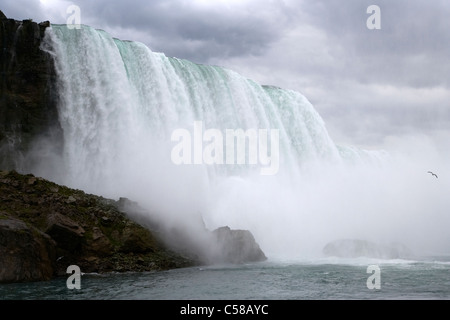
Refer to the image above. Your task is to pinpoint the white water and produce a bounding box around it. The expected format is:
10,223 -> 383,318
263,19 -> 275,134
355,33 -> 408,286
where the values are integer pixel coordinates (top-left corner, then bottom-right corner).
36,24 -> 450,260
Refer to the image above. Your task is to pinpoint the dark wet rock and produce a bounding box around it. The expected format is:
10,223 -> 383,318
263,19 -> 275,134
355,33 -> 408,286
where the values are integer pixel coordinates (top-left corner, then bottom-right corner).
0,11 -> 62,172
45,213 -> 85,252
0,170 -> 195,282
0,170 -> 267,284
0,216 -> 56,283
90,227 -> 113,256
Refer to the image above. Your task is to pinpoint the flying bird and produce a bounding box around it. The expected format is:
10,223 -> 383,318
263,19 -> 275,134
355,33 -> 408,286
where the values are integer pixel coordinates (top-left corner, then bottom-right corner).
428,171 -> 438,178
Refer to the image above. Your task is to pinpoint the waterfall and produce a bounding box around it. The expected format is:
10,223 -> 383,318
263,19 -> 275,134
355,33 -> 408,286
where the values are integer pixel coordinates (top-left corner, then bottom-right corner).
39,24 -> 415,258
41,24 -> 380,187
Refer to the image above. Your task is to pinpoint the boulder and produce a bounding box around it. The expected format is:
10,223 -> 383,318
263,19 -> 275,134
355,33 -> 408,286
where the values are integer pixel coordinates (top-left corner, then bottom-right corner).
0,216 -> 56,283
0,169 -> 268,282
119,225 -> 157,254
45,213 -> 85,252
89,227 -> 113,256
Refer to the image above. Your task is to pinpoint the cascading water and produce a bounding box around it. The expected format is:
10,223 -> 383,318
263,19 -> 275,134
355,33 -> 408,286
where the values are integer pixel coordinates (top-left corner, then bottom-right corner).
36,24 -> 449,259
42,24 -> 352,185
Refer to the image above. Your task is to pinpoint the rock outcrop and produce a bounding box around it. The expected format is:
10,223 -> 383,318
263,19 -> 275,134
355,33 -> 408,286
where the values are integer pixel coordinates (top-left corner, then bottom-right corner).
0,170 -> 267,283
0,216 -> 56,283
211,226 -> 267,264
0,170 -> 195,283
0,11 -> 61,171
117,197 -> 267,265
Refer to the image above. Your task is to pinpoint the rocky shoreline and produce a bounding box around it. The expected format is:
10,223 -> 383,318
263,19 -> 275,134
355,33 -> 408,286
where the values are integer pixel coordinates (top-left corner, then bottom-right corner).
0,170 -> 266,283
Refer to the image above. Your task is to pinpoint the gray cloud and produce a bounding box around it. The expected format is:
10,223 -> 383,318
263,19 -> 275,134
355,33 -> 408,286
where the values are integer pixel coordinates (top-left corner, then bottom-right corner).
301,0 -> 450,88
61,0 -> 294,63
2,0 -> 44,21
3,0 -> 291,62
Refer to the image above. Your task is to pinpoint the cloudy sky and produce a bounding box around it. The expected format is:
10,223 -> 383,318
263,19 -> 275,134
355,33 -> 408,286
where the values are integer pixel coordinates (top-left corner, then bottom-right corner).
2,0 -> 450,152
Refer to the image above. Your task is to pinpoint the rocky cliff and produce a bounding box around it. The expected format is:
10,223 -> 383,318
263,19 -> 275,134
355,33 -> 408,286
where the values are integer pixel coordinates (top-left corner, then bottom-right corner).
0,170 -> 196,283
0,10 -> 61,171
0,11 -> 267,283
0,171 -> 267,283
0,170 -> 267,283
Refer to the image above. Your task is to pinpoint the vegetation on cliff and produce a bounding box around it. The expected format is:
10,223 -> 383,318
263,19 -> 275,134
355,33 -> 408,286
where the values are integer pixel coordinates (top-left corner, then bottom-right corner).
0,170 -> 197,283
0,170 -> 267,283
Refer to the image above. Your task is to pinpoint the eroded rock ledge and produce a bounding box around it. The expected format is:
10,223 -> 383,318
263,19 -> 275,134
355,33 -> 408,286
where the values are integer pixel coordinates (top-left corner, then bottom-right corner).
0,170 -> 266,283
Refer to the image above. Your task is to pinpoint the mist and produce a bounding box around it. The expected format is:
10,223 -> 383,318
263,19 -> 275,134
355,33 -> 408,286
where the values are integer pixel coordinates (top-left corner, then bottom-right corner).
28,23 -> 450,265
196,140 -> 450,260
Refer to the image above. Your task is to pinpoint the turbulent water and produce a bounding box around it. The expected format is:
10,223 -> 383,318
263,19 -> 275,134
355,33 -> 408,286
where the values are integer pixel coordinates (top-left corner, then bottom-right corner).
10,23 -> 448,299
1,257 -> 449,300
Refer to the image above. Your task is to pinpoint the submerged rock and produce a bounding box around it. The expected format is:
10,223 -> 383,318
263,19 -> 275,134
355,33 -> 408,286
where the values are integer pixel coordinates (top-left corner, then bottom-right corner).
322,238 -> 414,259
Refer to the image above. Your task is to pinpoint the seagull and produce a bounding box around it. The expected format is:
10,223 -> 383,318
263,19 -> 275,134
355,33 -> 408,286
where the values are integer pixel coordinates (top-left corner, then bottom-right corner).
428,171 -> 438,178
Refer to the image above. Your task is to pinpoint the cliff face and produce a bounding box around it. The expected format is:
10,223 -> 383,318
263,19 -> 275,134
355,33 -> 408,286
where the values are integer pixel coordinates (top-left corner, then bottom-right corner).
0,170 -> 197,283
0,10 -> 61,171
0,170 -> 267,283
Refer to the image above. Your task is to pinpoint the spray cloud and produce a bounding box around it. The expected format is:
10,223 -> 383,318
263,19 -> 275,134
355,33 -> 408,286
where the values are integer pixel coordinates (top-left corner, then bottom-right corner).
30,24 -> 450,262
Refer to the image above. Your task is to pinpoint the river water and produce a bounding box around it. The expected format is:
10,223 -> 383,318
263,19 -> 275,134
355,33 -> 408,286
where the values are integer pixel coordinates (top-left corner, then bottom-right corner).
1,255 -> 449,300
